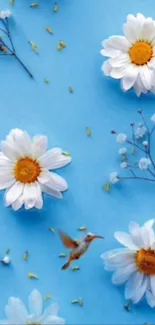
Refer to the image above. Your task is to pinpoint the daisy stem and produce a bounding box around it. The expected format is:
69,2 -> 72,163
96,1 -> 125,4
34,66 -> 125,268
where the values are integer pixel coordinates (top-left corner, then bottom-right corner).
148,168 -> 155,178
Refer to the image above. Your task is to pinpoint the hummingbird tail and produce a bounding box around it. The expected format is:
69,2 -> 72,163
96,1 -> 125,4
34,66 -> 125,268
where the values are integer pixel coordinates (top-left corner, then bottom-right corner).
61,261 -> 70,270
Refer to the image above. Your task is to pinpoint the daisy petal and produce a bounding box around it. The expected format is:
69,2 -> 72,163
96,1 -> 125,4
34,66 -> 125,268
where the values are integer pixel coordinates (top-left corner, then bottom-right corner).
12,195 -> 24,211
146,290 -> 155,308
101,60 -> 112,76
5,182 -> 24,205
129,221 -> 140,236
111,65 -> 129,79
38,148 -> 62,169
41,183 -> 63,199
23,183 -> 38,209
34,183 -> 43,209
49,173 -> 68,191
0,177 -> 15,190
110,53 -> 129,68
150,275 -> 155,296
1,141 -> 20,161
114,231 -> 139,250
125,271 -> 144,299
32,135 -> 48,158
122,65 -> 138,90
104,36 -> 130,52
132,276 -> 148,303
140,65 -> 153,90
142,18 -> 155,40
28,289 -> 43,317
103,250 -> 135,267
100,48 -> 121,58
112,263 -> 137,285
6,297 -> 28,324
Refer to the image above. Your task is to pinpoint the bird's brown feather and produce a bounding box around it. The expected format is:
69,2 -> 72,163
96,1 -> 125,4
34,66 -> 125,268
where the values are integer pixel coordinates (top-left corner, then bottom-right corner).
58,230 -> 79,249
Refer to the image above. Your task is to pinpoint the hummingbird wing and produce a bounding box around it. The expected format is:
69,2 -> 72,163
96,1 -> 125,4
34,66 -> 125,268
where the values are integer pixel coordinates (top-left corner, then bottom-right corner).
59,230 -> 79,249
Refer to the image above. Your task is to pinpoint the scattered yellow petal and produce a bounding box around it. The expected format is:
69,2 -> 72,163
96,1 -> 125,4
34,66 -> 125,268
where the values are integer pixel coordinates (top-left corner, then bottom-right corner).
62,152 -> 71,157
54,2 -> 58,12
59,253 -> 67,258
48,227 -> 55,234
44,78 -> 50,84
104,183 -> 111,192
10,0 -> 15,5
78,226 -> 87,231
71,300 -> 79,305
45,294 -> 52,301
28,272 -> 38,279
28,41 -> 38,53
30,3 -> 39,7
86,127 -> 91,137
46,27 -> 54,35
79,298 -> 83,307
57,41 -> 67,51
5,248 -> 10,254
24,251 -> 29,261
72,266 -> 80,271
68,86 -> 73,93
71,298 -> 83,306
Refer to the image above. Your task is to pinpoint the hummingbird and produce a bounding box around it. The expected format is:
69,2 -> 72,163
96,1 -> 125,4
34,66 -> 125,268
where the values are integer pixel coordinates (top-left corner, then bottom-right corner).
59,230 -> 104,270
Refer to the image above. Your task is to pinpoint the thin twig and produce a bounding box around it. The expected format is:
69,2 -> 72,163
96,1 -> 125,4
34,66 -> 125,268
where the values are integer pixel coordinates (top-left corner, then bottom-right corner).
119,176 -> 155,182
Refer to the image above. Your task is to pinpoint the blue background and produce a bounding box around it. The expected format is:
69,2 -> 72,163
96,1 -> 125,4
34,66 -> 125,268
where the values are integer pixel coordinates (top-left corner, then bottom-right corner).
0,0 -> 155,324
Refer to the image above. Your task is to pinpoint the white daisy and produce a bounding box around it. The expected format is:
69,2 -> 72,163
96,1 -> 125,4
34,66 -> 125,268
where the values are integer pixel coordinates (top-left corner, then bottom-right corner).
101,219 -> 155,307
0,9 -> 11,19
101,13 -> 155,96
0,289 -> 65,325
0,128 -> 71,210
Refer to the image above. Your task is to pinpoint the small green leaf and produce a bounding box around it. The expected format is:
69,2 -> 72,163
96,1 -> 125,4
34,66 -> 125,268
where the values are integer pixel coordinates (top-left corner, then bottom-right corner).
24,251 -> 29,261
28,272 -> 38,279
10,0 -> 15,5
46,27 -> 54,35
86,127 -> 91,137
104,183 -> 111,192
5,248 -> 10,255
30,2 -> 39,7
124,301 -> 131,312
54,2 -> 58,12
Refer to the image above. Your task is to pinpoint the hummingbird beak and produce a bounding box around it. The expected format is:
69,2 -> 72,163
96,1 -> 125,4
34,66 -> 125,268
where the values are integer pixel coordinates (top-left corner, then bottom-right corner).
92,235 -> 104,240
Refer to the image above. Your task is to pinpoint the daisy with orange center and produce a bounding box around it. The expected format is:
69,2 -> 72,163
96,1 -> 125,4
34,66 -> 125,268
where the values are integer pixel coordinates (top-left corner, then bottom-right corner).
101,13 -> 155,96
101,219 -> 155,307
0,128 -> 72,210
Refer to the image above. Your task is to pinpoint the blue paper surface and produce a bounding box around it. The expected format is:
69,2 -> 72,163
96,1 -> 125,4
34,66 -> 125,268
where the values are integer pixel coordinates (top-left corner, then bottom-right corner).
0,0 -> 155,323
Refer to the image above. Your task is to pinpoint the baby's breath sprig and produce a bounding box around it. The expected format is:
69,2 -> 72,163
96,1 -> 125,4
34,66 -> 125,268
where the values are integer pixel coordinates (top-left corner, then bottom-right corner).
0,10 -> 33,78
107,110 -> 155,188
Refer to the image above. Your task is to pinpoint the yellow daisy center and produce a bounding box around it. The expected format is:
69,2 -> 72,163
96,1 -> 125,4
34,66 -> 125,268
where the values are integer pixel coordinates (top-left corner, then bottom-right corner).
136,248 -> 155,275
129,41 -> 153,66
14,157 -> 41,184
